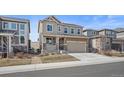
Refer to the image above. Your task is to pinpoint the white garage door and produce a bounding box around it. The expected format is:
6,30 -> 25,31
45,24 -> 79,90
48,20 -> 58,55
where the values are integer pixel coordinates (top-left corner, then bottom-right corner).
67,41 -> 86,53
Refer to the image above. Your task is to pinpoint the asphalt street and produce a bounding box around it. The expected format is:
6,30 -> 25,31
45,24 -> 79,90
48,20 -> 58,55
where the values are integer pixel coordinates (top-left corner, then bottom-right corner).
1,61 -> 124,77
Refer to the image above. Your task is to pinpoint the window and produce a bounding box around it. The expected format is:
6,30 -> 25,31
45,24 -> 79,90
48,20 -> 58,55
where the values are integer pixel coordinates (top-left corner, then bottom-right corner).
46,38 -> 52,44
20,24 -> 25,30
64,28 -> 68,33
71,29 -> 74,34
3,22 -> 9,29
77,29 -> 80,34
11,23 -> 17,30
47,24 -> 52,31
20,36 -> 25,44
58,26 -> 61,31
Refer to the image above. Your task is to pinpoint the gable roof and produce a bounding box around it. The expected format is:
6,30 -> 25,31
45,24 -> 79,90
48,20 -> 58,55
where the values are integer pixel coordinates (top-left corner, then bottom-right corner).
83,29 -> 98,32
98,29 -> 116,32
115,28 -> 124,33
40,16 -> 61,23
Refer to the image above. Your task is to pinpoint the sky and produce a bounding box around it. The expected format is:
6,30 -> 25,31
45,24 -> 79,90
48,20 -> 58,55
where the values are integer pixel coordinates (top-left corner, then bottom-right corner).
4,15 -> 124,42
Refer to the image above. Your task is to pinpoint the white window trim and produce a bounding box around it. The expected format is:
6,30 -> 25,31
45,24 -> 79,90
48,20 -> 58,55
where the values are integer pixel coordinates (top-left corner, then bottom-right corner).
70,28 -> 75,34
19,35 -> 26,45
19,23 -> 25,31
46,24 -> 53,32
77,28 -> 81,35
2,21 -> 10,30
64,27 -> 68,34
10,22 -> 17,30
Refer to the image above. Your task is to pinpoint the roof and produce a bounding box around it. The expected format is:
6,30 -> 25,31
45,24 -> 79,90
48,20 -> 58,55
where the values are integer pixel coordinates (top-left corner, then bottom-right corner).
99,29 -> 116,32
0,16 -> 30,23
115,28 -> 124,33
83,29 -> 98,32
38,16 -> 84,33
61,23 -> 83,28
43,34 -> 88,39
39,16 -> 83,28
40,16 -> 61,23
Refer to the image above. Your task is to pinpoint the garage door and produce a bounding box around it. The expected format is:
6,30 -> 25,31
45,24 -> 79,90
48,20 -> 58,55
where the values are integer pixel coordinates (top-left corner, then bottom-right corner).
67,41 -> 86,53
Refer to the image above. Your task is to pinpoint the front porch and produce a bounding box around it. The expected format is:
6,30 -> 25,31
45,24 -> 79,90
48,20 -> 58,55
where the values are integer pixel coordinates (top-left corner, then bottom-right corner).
0,33 -> 13,58
112,39 -> 124,53
41,35 -> 87,53
42,37 -> 67,53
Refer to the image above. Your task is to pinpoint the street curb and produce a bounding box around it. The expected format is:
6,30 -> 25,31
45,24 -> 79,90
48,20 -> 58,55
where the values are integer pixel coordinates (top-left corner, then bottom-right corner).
0,58 -> 124,75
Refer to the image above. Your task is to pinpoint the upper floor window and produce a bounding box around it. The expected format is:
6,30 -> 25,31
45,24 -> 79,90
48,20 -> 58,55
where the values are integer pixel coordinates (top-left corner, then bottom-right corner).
64,28 -> 68,33
11,23 -> 17,30
71,29 -> 74,34
20,24 -> 25,31
3,22 -> 9,29
47,24 -> 52,32
58,26 -> 61,31
77,29 -> 80,34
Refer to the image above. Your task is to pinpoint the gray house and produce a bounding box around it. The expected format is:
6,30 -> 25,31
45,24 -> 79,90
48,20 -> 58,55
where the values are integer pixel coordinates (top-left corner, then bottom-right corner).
0,16 -> 30,57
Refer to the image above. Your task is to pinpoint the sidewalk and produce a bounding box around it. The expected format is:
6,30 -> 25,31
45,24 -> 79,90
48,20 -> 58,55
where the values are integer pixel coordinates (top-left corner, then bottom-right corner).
0,54 -> 124,75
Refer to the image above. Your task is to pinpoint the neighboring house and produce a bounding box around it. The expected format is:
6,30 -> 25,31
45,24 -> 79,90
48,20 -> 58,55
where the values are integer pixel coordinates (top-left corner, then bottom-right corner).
84,29 -> 118,52
98,29 -> 116,39
38,16 -> 88,53
115,28 -> 124,39
112,28 -> 124,52
83,29 -> 98,52
83,29 -> 98,37
0,16 -> 30,57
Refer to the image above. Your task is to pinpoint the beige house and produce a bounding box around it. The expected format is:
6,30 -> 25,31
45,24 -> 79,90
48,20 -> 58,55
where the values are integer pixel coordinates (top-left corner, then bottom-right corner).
84,29 -> 124,53
38,16 -> 88,53
0,16 -> 30,57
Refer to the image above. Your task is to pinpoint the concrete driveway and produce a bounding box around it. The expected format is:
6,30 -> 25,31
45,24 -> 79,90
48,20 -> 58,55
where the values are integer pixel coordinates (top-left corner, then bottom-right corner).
69,53 -> 124,63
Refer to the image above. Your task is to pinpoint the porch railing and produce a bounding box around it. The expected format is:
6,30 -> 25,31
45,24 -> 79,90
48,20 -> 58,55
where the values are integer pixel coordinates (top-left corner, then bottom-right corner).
0,30 -> 16,34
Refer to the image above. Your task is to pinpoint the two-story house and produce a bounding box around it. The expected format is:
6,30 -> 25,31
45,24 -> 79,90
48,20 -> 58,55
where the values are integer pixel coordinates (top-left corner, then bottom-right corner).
0,16 -> 30,57
83,29 -> 98,37
83,29 -> 117,52
38,16 -> 88,53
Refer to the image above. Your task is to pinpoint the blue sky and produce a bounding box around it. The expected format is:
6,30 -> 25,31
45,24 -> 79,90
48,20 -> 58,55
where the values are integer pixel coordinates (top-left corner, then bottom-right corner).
4,15 -> 124,41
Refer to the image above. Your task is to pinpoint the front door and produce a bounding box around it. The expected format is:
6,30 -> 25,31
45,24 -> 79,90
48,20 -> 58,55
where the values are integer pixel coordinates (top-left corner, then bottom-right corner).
59,38 -> 64,50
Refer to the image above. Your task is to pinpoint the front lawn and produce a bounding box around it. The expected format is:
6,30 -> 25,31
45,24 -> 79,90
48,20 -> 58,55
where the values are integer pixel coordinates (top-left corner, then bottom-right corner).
0,54 -> 79,67
0,59 -> 31,67
41,54 -> 79,63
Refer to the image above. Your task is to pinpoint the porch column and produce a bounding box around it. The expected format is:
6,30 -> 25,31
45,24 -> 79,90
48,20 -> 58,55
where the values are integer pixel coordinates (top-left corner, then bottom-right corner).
41,35 -> 44,54
56,37 -> 59,52
8,36 -> 12,53
121,41 -> 124,53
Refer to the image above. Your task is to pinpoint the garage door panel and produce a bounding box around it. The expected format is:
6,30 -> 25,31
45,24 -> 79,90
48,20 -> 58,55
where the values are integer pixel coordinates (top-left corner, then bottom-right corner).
67,41 -> 86,53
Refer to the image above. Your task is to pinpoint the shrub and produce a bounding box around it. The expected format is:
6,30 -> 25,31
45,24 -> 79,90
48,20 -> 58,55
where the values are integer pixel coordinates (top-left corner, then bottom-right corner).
16,52 -> 24,58
23,53 -> 32,59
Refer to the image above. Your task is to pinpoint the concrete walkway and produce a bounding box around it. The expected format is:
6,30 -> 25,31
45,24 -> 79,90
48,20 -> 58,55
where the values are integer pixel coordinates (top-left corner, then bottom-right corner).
0,53 -> 124,75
